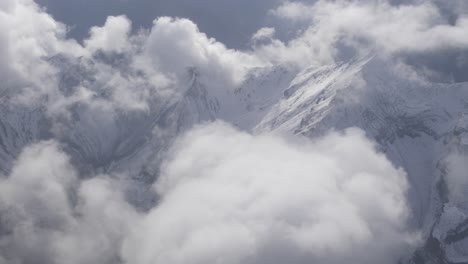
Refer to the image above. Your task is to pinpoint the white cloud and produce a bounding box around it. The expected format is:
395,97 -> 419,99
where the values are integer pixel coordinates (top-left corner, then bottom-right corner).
0,0 -> 14,11
0,122 -> 417,264
0,0 -> 88,114
5,0 -> 466,118
1,2 -> 265,118
123,122 -> 417,264
0,1 -> 159,117
0,141 -> 139,264
252,27 -> 276,42
139,17 -> 264,93
271,1 -> 314,22
0,0 -> 84,84
258,0 -> 468,68
85,15 -> 132,54
2,0 -> 468,116
0,141 -> 78,264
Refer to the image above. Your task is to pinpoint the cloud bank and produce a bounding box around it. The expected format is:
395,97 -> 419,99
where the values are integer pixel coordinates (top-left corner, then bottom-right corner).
0,122 -> 417,264
255,0 -> 468,70
125,122 -> 417,264
0,141 -> 139,264
0,0 -> 264,119
2,0 -> 467,122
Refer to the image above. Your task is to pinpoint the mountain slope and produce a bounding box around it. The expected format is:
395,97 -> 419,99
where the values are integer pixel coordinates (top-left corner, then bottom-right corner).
251,57 -> 468,264
1,55 -> 468,263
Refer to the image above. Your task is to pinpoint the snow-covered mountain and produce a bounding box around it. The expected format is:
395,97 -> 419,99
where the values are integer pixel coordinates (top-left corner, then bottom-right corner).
249,57 -> 468,264
1,55 -> 467,263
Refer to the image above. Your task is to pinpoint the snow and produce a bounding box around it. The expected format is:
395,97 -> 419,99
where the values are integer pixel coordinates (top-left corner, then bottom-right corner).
1,55 -> 468,263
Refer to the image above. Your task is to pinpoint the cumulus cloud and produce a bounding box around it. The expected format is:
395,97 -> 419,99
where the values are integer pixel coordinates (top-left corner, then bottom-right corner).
123,122 -> 416,264
0,141 -> 78,264
270,1 -> 314,22
3,0 -> 468,119
251,27 -> 276,44
0,0 -> 160,116
4,0 -> 467,121
256,0 -> 468,69
1,0 -> 266,120
35,0 -> 284,50
0,141 -> 139,264
0,122 -> 417,264
0,0 -> 84,99
139,16 -> 263,93
85,15 -> 132,54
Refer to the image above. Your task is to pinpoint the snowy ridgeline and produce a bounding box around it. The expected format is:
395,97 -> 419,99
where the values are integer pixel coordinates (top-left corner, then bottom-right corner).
1,56 -> 468,263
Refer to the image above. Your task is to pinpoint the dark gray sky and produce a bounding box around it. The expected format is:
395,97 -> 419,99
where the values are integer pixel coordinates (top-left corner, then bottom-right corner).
36,0 -> 284,49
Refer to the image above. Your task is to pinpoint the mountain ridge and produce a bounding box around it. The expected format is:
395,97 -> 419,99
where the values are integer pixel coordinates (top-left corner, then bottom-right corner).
1,55 -> 468,263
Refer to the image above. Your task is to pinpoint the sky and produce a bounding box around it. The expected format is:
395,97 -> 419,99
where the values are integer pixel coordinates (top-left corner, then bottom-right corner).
35,0 -> 468,81
35,0 -> 284,49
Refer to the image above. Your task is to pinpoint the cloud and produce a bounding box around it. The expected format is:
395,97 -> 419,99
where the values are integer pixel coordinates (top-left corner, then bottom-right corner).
0,0 -> 157,115
270,1 -> 314,22
0,0 -> 84,98
123,122 -> 417,264
0,122 -> 417,264
256,0 -> 468,69
0,141 -> 139,264
0,0 -> 14,11
35,0 -> 283,50
85,15 -> 132,54
0,2 -> 117,112
1,1 -> 265,119
139,16 -> 264,93
251,27 -> 275,44
0,141 -> 78,264
5,0 -> 467,122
